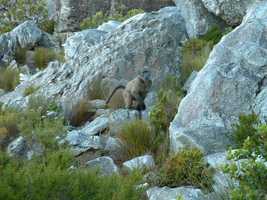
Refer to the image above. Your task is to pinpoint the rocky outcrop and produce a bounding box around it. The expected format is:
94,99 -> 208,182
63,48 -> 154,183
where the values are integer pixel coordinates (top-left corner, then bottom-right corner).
0,7 -> 187,109
0,21 -> 57,61
201,0 -> 256,26
173,0 -> 225,38
170,1 -> 267,154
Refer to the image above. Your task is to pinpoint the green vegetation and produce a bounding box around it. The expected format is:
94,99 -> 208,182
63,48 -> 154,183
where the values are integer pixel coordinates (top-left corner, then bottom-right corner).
0,68 -> 20,91
0,0 -> 48,34
150,76 -> 184,132
158,148 -> 214,190
119,120 -> 158,161
180,26 -> 232,85
0,150 -> 143,200
80,9 -> 144,30
33,47 -> 60,70
14,47 -> 27,65
23,85 -> 40,96
232,113 -> 259,148
39,19 -> 56,34
0,96 -> 64,150
223,114 -> 267,200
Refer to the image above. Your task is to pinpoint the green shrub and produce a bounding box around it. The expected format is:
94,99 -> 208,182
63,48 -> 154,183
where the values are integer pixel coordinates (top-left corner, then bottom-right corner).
150,76 -> 183,132
158,148 -> 214,190
34,47 -> 58,70
180,39 -> 213,85
80,9 -> 144,30
14,47 -> 27,65
0,150 -> 143,200
0,107 -> 21,149
223,115 -> 267,200
0,0 -> 48,33
23,85 -> 40,96
232,113 -> 259,148
180,26 -> 232,85
39,19 -> 55,34
0,68 -> 20,91
119,120 -> 158,161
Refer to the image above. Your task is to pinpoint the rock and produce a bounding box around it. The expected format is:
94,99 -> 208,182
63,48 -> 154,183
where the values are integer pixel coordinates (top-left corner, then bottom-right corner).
97,20 -> 121,32
170,1 -> 267,154
7,136 -> 27,157
183,71 -> 198,92
0,21 -> 56,59
0,21 -> 42,55
86,156 -> 119,176
1,7 -> 187,109
109,109 -> 140,136
122,155 -> 155,172
81,115 -> 109,136
7,136 -> 43,159
201,0 -> 256,26
205,152 -> 228,169
64,129 -> 105,155
0,89 -> 5,96
173,0 -> 225,38
89,99 -> 107,109
146,186 -> 206,200
63,29 -> 107,61
104,137 -> 121,152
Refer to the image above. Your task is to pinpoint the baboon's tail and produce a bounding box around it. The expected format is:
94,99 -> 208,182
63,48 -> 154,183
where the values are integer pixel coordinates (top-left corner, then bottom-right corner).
106,85 -> 126,105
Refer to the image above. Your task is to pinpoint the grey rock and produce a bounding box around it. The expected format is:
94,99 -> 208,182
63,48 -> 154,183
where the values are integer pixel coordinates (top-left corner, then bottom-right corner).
0,7 -> 187,109
173,0 -> 225,38
81,115 -> 109,136
170,1 -> 267,154
205,152 -> 228,169
97,20 -> 121,32
7,136 -> 44,159
7,136 -> 28,157
201,0 -> 256,26
183,71 -> 198,92
0,89 -> 5,96
109,109 -> 140,136
104,137 -> 121,152
63,29 -> 107,61
122,155 -> 155,172
89,99 -> 107,109
146,186 -> 206,200
86,156 -> 119,176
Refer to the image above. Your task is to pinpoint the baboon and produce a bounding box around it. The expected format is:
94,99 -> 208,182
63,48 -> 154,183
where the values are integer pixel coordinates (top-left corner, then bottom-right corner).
106,69 -> 152,112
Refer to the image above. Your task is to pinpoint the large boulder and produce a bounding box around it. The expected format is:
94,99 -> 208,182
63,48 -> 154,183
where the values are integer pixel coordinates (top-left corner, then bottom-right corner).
170,1 -> 267,154
173,0 -> 225,38
1,7 -> 187,109
201,0 -> 256,26
0,21 -> 42,54
146,186 -> 206,200
64,29 -> 107,61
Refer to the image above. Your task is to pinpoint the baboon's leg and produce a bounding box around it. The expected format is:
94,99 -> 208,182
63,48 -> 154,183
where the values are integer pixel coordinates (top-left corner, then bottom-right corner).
123,91 -> 133,119
123,91 -> 133,109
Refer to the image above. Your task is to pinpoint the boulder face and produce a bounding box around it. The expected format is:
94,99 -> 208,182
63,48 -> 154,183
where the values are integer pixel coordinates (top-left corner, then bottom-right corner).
0,7 -> 187,108
201,0 -> 256,26
173,0 -> 225,38
170,1 -> 267,154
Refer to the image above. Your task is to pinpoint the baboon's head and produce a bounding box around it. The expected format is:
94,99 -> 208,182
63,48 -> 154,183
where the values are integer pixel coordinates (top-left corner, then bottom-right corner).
140,67 -> 151,81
